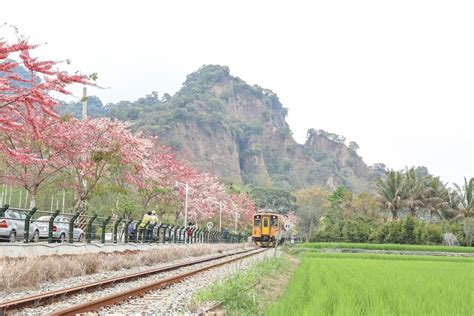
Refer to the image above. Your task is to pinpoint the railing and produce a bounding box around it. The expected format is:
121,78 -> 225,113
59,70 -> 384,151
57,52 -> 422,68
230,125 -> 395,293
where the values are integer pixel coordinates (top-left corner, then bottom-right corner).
0,204 -> 246,245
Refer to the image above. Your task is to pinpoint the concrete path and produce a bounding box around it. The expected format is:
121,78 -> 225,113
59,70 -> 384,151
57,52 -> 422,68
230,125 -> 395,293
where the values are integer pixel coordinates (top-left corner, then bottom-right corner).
0,242 -> 191,258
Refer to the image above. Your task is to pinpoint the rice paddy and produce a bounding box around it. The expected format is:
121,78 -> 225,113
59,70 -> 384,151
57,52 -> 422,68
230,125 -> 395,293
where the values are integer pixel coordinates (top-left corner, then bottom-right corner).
267,252 -> 473,315
301,242 -> 474,253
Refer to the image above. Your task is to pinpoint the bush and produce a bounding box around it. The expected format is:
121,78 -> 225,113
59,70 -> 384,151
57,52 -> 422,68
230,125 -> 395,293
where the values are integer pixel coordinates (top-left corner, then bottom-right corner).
421,224 -> 443,245
401,216 -> 416,244
313,217 -> 454,246
342,219 -> 372,243
441,221 -> 465,245
313,222 -> 344,242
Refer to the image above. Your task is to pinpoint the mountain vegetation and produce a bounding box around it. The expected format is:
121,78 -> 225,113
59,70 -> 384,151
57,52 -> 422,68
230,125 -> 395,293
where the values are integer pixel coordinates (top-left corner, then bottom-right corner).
61,65 -> 385,192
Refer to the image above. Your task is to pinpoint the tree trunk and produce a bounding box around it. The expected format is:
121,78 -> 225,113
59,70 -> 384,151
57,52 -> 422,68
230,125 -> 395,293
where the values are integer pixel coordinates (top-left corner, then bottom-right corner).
72,197 -> 85,214
29,186 -> 38,209
29,192 -> 37,209
141,198 -> 151,218
307,218 -> 314,242
391,209 -> 397,220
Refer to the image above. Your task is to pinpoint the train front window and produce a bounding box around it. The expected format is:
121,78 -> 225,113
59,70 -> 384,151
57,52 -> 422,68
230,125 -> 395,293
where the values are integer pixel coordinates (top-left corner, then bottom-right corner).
263,218 -> 269,228
271,216 -> 278,227
254,216 -> 261,227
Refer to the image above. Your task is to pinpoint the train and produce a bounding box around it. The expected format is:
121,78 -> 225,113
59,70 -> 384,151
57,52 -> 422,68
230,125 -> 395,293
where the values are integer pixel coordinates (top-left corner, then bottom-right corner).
252,211 -> 287,247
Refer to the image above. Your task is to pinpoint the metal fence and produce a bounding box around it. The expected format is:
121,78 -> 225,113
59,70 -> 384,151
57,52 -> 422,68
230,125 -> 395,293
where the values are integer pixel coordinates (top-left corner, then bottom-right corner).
0,204 -> 245,244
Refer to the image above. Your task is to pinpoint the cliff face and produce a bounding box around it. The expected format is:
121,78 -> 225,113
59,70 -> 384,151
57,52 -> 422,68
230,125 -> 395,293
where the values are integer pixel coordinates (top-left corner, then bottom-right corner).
301,131 -> 371,190
160,119 -> 242,183
104,65 -> 380,191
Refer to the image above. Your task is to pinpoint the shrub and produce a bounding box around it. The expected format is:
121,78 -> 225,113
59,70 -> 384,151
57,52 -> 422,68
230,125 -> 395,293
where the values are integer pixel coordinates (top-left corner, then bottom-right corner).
312,217 -> 457,246
441,221 -> 465,245
401,216 -> 416,244
421,224 -> 443,245
342,219 -> 372,243
385,221 -> 403,244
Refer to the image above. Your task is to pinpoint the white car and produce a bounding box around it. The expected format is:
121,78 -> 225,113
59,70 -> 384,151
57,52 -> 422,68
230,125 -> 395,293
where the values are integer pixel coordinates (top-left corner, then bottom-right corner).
0,209 -> 40,242
34,215 -> 85,242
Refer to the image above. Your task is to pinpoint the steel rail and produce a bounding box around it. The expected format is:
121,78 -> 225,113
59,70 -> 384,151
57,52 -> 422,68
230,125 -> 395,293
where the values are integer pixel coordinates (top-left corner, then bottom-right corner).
0,247 -> 258,315
51,248 -> 267,316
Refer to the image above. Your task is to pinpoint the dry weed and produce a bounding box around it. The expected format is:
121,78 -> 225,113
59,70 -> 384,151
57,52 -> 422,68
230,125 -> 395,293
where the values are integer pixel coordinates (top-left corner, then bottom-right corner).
0,243 -> 245,292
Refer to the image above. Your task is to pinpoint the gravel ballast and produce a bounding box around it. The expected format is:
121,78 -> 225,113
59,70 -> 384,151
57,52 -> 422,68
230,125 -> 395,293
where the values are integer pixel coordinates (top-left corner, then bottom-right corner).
102,248 -> 274,315
14,247 -> 269,315
0,244 -> 247,303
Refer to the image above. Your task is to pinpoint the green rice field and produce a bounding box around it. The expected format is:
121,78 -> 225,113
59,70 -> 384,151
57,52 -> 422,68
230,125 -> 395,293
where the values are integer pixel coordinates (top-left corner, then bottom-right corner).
267,253 -> 473,315
301,242 -> 474,253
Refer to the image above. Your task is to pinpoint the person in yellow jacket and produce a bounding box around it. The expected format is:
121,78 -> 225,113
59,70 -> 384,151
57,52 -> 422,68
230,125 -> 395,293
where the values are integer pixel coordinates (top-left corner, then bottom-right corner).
139,211 -> 153,242
146,211 -> 158,242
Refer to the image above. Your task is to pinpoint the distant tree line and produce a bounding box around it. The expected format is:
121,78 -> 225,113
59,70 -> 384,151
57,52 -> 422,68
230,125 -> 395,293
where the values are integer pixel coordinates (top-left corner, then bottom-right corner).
292,168 -> 474,246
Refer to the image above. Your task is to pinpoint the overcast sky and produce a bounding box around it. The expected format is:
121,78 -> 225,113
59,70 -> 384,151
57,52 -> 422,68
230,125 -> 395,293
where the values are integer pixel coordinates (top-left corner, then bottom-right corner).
2,0 -> 473,186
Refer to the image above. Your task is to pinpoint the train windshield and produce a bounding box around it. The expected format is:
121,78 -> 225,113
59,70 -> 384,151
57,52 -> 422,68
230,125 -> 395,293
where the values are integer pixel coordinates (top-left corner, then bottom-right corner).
263,217 -> 269,228
254,216 -> 261,226
270,216 -> 278,227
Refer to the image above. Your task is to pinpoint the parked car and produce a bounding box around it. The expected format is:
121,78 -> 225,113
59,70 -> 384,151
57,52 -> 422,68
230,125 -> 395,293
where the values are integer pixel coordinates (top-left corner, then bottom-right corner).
0,209 -> 40,242
33,215 -> 85,242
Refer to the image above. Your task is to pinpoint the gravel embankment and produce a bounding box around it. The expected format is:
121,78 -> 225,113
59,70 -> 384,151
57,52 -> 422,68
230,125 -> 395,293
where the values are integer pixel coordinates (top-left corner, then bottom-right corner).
11,246 -> 265,315
0,244 -> 247,304
102,249 -> 274,315
0,244 -> 243,301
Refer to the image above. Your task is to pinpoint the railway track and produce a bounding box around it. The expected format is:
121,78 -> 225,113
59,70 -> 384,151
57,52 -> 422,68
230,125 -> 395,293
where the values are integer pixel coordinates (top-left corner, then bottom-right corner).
0,247 -> 265,315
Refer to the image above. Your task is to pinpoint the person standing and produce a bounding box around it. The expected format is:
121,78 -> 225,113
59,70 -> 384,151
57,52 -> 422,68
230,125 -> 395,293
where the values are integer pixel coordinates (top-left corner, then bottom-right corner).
139,211 -> 152,242
128,222 -> 136,242
146,211 -> 158,242
187,225 -> 193,244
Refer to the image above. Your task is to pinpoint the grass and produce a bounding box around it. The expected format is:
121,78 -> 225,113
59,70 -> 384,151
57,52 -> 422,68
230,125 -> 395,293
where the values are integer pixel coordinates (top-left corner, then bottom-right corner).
305,252 -> 474,263
0,244 -> 243,292
194,255 -> 292,315
267,253 -> 473,315
301,242 -> 474,253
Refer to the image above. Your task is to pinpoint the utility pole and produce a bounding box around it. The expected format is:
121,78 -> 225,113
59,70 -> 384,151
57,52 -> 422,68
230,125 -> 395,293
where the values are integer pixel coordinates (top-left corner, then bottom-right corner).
234,212 -> 240,234
209,200 -> 223,232
175,181 -> 190,242
219,202 -> 222,232
62,189 -> 65,212
78,87 -> 88,230
184,183 -> 188,229
82,87 -> 88,120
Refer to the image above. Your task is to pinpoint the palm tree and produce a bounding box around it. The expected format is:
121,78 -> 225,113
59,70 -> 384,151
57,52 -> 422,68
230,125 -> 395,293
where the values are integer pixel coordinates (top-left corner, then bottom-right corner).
453,177 -> 474,219
421,176 -> 449,220
448,189 -> 462,210
403,167 -> 424,217
377,170 -> 406,220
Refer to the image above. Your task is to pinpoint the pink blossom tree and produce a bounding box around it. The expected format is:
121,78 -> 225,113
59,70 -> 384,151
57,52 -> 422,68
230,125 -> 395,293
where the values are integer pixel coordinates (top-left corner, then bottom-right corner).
284,211 -> 298,233
1,116 -> 77,208
124,143 -> 178,217
0,35 -> 91,207
61,118 -> 150,214
1,33 -> 256,229
226,192 -> 255,231
1,36 -> 90,143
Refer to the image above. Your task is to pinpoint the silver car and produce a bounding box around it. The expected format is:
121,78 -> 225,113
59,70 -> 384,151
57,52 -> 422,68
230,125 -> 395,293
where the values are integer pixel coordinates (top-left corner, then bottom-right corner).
34,215 -> 85,242
0,209 -> 40,242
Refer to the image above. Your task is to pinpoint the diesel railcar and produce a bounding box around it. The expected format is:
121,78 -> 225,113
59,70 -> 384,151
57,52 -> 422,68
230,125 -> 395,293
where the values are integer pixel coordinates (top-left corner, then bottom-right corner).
252,212 -> 285,247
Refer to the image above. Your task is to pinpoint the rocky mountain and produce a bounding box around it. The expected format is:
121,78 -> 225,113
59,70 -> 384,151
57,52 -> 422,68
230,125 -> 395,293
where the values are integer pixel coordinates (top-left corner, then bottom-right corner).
62,65 -> 384,191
